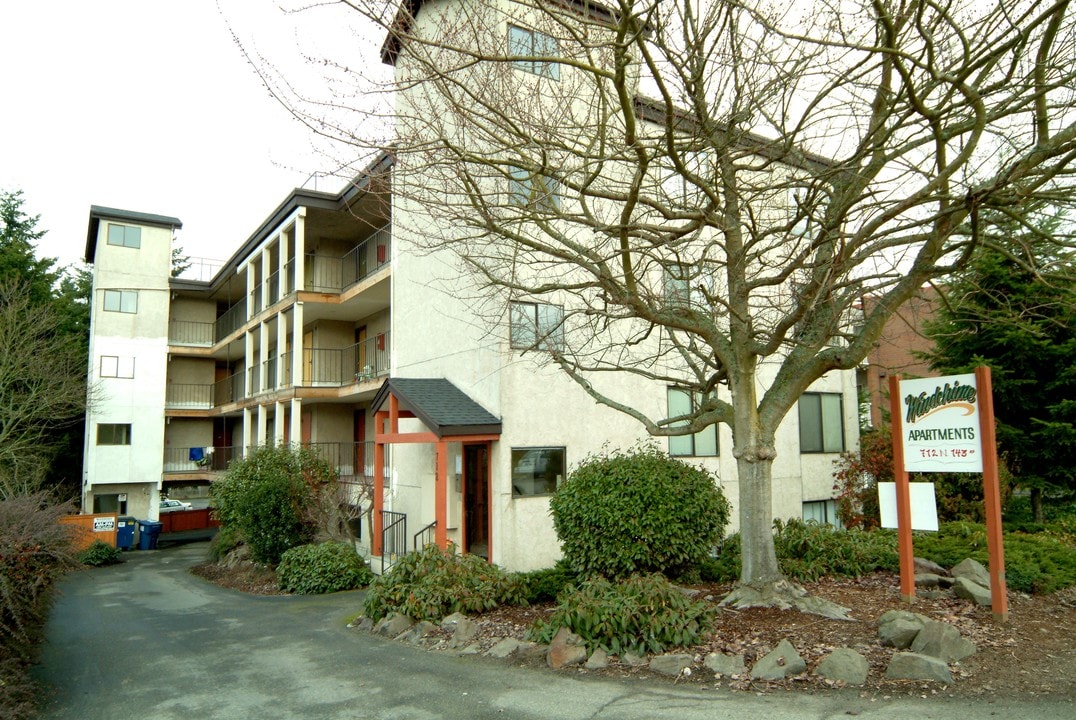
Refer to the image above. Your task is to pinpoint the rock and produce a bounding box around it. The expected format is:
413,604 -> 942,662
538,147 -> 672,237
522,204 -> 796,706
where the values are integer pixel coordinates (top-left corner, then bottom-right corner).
622,652 -> 649,667
350,617 -> 374,632
915,557 -> 949,576
814,648 -> 869,686
518,642 -> 548,663
750,639 -> 806,680
704,652 -> 745,677
951,558 -> 991,588
445,618 -> 479,649
910,620 -> 976,662
457,643 -> 481,655
487,638 -> 527,659
650,653 -> 694,676
398,620 -> 438,644
878,617 -> 926,649
374,613 -> 414,638
547,627 -> 588,669
915,573 -> 943,588
675,585 -> 702,599
440,612 -> 469,631
885,652 -> 953,684
585,648 -> 609,670
952,576 -> 993,606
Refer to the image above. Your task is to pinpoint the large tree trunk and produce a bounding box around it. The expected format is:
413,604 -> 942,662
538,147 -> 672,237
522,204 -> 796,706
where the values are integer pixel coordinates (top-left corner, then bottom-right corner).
1031,487 -> 1044,524
736,453 -> 782,585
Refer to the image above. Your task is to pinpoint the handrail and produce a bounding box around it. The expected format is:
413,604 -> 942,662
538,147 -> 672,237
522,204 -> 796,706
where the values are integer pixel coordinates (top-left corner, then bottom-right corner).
413,521 -> 436,552
381,510 -> 407,575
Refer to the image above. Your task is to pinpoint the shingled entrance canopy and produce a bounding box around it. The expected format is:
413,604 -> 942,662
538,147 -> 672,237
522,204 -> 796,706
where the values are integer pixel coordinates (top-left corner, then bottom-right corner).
369,378 -> 501,556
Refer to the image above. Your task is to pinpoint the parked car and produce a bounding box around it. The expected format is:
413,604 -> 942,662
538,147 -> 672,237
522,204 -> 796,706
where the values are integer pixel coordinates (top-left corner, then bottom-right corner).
159,498 -> 192,512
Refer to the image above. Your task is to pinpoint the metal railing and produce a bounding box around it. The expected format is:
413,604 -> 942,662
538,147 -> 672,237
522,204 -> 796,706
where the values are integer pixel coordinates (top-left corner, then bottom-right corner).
301,441 -> 381,479
381,510 -> 407,574
279,351 -> 293,388
215,298 -> 247,341
414,521 -> 436,552
165,383 -> 213,409
163,445 -> 242,473
264,357 -> 278,390
266,271 -> 281,307
213,371 -> 245,406
248,366 -> 260,395
168,320 -> 214,346
304,223 -> 391,293
300,333 -> 390,387
249,285 -> 263,318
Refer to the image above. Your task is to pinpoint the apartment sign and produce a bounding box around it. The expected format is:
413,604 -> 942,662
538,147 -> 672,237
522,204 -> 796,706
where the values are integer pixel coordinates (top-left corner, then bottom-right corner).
899,373 -> 983,473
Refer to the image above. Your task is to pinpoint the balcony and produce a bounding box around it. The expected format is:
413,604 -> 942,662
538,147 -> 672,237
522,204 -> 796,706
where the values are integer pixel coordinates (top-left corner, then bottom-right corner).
215,298 -> 247,342
213,371 -> 246,407
305,224 -> 391,293
163,445 -> 243,473
168,320 -> 214,347
300,332 -> 390,387
165,383 -> 213,410
302,441 -> 384,482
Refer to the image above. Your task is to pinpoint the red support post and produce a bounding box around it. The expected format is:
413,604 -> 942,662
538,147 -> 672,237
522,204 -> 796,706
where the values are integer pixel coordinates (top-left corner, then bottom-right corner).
435,441 -> 448,550
975,366 -> 1009,622
889,375 -> 916,603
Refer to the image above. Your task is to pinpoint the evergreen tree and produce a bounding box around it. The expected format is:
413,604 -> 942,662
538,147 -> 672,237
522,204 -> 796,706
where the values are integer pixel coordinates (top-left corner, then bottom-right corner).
0,190 -> 58,305
924,213 -> 1076,521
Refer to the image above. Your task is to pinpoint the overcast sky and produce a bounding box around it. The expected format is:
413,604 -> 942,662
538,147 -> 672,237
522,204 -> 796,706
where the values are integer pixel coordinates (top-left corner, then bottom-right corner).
0,0 -> 381,272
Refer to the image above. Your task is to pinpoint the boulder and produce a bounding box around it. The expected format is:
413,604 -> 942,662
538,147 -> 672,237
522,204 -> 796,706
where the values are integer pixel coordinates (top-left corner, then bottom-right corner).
915,557 -> 950,576
398,620 -> 439,644
704,652 -> 746,677
814,648 -> 869,686
650,653 -> 694,676
915,573 -> 943,588
951,558 -> 991,588
547,627 -> 588,669
885,652 -> 953,684
750,639 -> 806,680
910,620 -> 976,662
440,612 -> 469,631
585,648 -> 609,670
374,613 -> 414,638
622,652 -> 649,667
350,617 -> 374,632
878,613 -> 927,649
445,618 -> 479,649
953,576 -> 993,606
487,637 -> 527,659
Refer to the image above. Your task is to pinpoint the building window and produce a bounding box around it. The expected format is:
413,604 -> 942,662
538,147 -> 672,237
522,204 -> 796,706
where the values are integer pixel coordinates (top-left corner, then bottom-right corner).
107,223 -> 141,249
97,423 -> 132,446
511,447 -> 565,496
509,166 -> 560,209
667,388 -> 718,456
798,392 -> 844,453
803,499 -> 842,527
508,25 -> 559,80
510,301 -> 564,351
103,289 -> 138,314
100,355 -> 135,379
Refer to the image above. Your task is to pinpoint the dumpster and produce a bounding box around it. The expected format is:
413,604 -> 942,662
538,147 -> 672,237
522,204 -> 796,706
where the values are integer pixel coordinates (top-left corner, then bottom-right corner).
116,516 -> 137,550
137,520 -> 163,550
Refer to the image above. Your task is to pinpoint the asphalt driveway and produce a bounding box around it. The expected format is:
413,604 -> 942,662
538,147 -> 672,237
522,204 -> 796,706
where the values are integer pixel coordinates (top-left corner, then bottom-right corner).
33,543 -> 1073,720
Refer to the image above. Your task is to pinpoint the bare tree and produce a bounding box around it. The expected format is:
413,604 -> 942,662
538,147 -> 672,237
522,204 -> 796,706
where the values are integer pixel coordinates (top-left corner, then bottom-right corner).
0,280 -> 89,499
255,0 -> 1076,607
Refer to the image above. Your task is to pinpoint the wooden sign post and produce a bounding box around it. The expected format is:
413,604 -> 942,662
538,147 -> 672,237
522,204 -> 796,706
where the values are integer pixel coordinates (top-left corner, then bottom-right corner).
888,367 -> 1008,621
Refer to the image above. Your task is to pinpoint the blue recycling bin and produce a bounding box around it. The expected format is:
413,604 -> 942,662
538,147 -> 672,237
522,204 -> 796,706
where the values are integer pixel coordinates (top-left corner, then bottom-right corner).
137,520 -> 163,550
116,516 -> 137,550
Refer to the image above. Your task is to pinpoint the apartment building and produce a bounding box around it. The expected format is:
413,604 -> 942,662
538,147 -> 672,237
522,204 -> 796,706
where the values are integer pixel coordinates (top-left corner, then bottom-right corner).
81,0 -> 859,568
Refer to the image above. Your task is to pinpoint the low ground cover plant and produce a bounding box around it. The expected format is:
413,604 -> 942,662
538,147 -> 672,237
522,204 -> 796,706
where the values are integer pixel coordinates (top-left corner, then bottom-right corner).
550,445 -> 730,580
76,540 -> 123,567
363,544 -> 525,621
514,560 -> 578,604
277,542 -> 373,594
529,573 -> 714,655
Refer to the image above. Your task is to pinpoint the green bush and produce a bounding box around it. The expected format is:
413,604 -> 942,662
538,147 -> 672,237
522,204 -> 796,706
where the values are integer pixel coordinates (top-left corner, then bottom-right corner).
515,560 -> 578,603
914,521 -> 1076,594
529,573 -> 714,655
211,445 -> 334,565
363,544 -> 525,621
207,525 -> 242,563
76,540 -> 123,567
277,542 -> 373,594
550,445 -> 730,579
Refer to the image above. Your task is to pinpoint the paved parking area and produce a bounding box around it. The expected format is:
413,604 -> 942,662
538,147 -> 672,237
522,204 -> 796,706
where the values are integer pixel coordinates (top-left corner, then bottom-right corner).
33,542 -> 1074,719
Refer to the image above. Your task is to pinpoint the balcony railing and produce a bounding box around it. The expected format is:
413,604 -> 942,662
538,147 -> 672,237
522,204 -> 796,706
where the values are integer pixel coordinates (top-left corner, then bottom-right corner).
300,333 -> 390,387
301,441 -> 382,480
215,298 -> 247,341
249,285 -> 263,318
163,445 -> 243,473
248,366 -> 261,395
213,371 -> 245,407
168,320 -> 214,347
264,357 -> 278,390
266,271 -> 281,307
304,223 -> 391,293
165,383 -> 213,409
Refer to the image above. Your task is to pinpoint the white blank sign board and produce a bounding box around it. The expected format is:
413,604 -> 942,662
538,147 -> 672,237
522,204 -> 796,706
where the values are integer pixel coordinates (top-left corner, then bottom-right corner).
878,481 -> 939,532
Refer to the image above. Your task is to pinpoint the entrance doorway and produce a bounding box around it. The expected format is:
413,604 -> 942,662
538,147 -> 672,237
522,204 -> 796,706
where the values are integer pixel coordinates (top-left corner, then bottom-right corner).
463,443 -> 489,559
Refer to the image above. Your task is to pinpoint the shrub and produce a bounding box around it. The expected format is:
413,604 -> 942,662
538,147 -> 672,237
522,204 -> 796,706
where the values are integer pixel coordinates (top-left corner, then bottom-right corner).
277,542 -> 373,594
528,573 -> 714,655
207,524 -> 242,563
550,445 -> 730,579
211,445 -> 335,565
363,544 -> 525,621
515,560 -> 578,604
77,540 -> 123,567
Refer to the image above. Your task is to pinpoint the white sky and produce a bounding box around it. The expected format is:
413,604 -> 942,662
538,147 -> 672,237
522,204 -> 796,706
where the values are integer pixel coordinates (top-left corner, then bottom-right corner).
0,0 -> 380,271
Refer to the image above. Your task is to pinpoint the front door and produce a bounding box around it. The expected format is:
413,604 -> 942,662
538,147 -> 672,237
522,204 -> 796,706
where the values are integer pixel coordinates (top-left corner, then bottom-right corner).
463,443 -> 490,559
